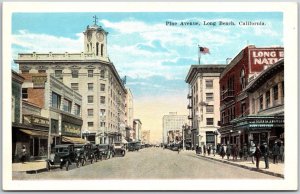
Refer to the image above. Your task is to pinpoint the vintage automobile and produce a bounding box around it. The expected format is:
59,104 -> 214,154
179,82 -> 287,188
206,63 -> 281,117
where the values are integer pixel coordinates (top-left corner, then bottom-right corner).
128,142 -> 141,151
97,144 -> 114,159
74,144 -> 95,166
92,144 -> 103,161
113,142 -> 126,157
46,144 -> 80,171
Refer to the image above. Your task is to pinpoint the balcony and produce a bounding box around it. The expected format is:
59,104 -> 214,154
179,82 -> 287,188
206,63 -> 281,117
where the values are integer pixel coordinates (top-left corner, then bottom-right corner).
187,93 -> 192,99
187,104 -> 192,109
221,89 -> 235,101
188,115 -> 193,120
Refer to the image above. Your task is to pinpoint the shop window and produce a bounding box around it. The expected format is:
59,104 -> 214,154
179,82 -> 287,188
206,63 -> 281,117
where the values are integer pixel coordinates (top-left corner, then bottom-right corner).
88,95 -> 93,103
206,80 -> 213,89
266,91 -> 271,108
71,83 -> 78,91
88,70 -> 93,78
52,92 -> 61,109
88,109 -> 94,116
206,118 -> 214,125
63,98 -> 72,113
88,83 -> 93,91
22,88 -> 28,99
72,70 -> 78,78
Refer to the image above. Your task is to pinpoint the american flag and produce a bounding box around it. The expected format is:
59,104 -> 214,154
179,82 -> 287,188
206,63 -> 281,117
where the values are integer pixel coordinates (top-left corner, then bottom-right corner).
199,46 -> 210,54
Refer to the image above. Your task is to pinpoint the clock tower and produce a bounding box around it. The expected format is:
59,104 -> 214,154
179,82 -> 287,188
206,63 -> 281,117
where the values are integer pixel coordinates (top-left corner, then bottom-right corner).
83,16 -> 108,58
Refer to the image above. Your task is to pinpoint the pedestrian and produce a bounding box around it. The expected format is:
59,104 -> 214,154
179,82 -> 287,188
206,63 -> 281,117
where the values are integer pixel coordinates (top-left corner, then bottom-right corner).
220,144 -> 226,159
195,144 -> 199,154
260,142 -> 269,169
199,146 -> 202,155
226,144 -> 231,160
273,142 -> 280,164
21,145 -> 27,163
232,144 -> 238,161
254,144 -> 262,169
212,145 -> 216,156
207,145 -> 211,156
279,143 -> 284,163
203,145 -> 206,156
249,141 -> 256,164
238,146 -> 243,160
242,143 -> 248,160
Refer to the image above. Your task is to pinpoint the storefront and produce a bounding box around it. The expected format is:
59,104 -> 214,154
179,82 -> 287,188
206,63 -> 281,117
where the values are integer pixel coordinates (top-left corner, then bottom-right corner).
60,113 -> 85,144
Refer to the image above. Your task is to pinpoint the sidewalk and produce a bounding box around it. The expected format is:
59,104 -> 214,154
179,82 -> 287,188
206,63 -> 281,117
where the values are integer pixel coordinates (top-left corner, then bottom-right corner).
12,160 -> 47,174
186,150 -> 284,178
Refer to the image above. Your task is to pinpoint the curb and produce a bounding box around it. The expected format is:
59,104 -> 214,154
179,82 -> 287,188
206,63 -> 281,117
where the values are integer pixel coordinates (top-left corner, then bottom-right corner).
196,155 -> 284,178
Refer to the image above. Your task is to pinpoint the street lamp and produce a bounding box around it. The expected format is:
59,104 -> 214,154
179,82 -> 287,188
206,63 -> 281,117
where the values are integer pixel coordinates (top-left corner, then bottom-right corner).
229,130 -> 233,144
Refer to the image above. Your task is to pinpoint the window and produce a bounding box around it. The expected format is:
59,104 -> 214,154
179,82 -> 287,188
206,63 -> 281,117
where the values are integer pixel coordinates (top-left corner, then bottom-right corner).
259,95 -> 263,110
71,83 -> 78,91
100,70 -> 105,78
100,96 -> 105,104
206,80 -> 213,89
266,91 -> 270,108
273,85 -> 279,101
100,84 -> 105,91
251,98 -> 255,114
206,118 -> 214,125
72,70 -> 78,78
206,105 -> 214,113
88,122 -> 94,127
63,98 -> 72,113
88,95 -> 93,103
100,122 -> 106,127
22,88 -> 28,99
88,83 -> 93,91
52,92 -> 61,109
206,93 -> 213,101
22,70 -> 29,74
240,68 -> 246,89
38,70 -> 46,73
88,109 -> 94,116
88,70 -> 93,77
100,109 -> 106,116
74,104 -> 81,116
55,70 -> 62,78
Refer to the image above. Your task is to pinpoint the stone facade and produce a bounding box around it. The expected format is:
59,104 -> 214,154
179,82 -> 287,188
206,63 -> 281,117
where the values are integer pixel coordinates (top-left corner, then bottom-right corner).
162,112 -> 187,145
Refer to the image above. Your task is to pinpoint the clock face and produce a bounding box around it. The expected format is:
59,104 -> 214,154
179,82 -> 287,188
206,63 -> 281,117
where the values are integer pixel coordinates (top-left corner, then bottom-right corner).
96,32 -> 104,42
87,31 -> 92,42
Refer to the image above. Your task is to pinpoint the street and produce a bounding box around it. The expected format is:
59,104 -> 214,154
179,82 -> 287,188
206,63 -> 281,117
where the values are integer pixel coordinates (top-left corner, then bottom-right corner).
13,147 -> 280,180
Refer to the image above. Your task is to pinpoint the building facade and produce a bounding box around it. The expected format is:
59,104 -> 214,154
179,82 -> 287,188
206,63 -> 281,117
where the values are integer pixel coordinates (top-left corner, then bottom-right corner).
231,59 -> 284,148
162,112 -> 187,145
185,65 -> 226,149
133,119 -> 142,142
15,22 -> 127,144
141,130 -> 150,144
125,88 -> 134,142
219,45 -> 284,148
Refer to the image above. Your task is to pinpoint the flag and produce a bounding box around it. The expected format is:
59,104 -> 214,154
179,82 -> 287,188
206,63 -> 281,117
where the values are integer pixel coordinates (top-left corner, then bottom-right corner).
199,46 -> 210,54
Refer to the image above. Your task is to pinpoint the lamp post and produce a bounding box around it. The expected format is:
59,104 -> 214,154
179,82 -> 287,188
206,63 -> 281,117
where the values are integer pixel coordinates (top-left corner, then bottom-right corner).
229,130 -> 233,144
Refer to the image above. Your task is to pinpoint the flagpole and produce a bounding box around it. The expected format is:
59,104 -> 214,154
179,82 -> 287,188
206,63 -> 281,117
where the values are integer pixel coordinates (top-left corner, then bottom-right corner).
198,45 -> 201,65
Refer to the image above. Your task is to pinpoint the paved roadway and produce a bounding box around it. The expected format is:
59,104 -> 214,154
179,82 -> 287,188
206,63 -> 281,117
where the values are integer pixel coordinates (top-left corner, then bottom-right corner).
13,147 -> 280,180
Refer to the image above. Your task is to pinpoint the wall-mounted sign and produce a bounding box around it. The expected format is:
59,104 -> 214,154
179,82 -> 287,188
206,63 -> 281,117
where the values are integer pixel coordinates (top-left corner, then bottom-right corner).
62,122 -> 81,137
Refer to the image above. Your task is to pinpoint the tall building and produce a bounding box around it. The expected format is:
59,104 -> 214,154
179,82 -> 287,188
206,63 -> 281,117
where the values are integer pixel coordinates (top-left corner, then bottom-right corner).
141,130 -> 150,144
125,88 -> 134,142
185,65 -> 226,149
15,20 -> 127,144
219,45 -> 284,148
133,119 -> 142,142
162,112 -> 187,145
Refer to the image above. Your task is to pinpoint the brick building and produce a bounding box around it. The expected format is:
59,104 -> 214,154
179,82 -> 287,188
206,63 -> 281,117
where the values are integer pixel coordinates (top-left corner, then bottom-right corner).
219,45 -> 284,148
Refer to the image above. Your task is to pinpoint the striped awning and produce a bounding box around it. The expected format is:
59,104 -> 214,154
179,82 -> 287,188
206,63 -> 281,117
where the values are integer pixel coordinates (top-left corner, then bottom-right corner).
62,136 -> 89,144
19,129 -> 48,138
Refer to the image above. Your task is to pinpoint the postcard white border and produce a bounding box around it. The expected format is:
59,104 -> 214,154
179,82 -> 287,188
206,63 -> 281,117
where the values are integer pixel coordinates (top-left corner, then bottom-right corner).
2,2 -> 298,191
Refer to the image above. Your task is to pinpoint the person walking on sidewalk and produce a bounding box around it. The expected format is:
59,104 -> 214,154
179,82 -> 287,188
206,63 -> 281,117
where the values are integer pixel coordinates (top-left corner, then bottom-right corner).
279,143 -> 284,163
212,145 -> 216,156
273,142 -> 280,164
254,144 -> 262,169
220,144 -> 226,159
21,145 -> 27,163
195,144 -> 199,155
203,144 -> 206,156
242,143 -> 248,160
249,141 -> 256,164
207,145 -> 211,156
226,144 -> 231,160
260,142 -> 269,169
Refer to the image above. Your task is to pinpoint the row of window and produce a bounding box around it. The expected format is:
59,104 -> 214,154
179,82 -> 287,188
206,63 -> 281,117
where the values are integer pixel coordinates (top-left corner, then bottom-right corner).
87,96 -> 106,104
54,69 -> 106,78
51,92 -> 81,116
256,82 -> 283,112
71,83 -> 105,92
87,108 -> 106,116
192,80 -> 214,95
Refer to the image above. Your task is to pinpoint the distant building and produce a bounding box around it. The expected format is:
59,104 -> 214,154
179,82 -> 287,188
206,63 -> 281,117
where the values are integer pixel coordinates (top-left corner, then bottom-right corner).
185,65 -> 226,149
219,45 -> 284,148
162,112 -> 187,144
125,88 -> 134,142
141,130 -> 150,144
133,119 -> 142,142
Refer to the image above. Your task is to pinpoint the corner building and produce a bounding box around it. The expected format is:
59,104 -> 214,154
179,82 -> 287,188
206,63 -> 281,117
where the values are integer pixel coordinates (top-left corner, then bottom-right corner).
219,45 -> 284,148
15,23 -> 127,144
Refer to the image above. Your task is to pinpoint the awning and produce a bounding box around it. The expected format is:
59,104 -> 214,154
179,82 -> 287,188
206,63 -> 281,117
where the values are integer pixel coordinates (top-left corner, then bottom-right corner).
62,136 -> 89,144
19,129 -> 48,138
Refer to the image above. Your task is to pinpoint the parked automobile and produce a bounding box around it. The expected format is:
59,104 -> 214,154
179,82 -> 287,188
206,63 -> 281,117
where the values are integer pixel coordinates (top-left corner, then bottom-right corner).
46,144 -> 80,171
74,144 -> 95,166
97,144 -> 115,159
128,142 -> 141,151
92,144 -> 103,161
113,142 -> 126,157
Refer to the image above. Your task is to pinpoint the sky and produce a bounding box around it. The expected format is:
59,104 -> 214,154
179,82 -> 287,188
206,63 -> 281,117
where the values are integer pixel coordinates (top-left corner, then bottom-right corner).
11,12 -> 283,143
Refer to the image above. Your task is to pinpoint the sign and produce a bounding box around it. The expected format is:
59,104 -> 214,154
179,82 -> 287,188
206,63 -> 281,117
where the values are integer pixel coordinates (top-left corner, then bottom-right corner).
249,48 -> 284,73
62,122 -> 81,137
32,76 -> 47,88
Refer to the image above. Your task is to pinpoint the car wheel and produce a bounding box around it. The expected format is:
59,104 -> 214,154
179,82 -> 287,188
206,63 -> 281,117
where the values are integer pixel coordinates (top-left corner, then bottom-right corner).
66,161 -> 69,171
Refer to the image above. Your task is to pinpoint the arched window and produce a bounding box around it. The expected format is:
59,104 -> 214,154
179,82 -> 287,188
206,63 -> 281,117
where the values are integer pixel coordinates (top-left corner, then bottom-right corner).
240,68 -> 246,89
96,42 -> 99,56
101,44 -> 104,56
